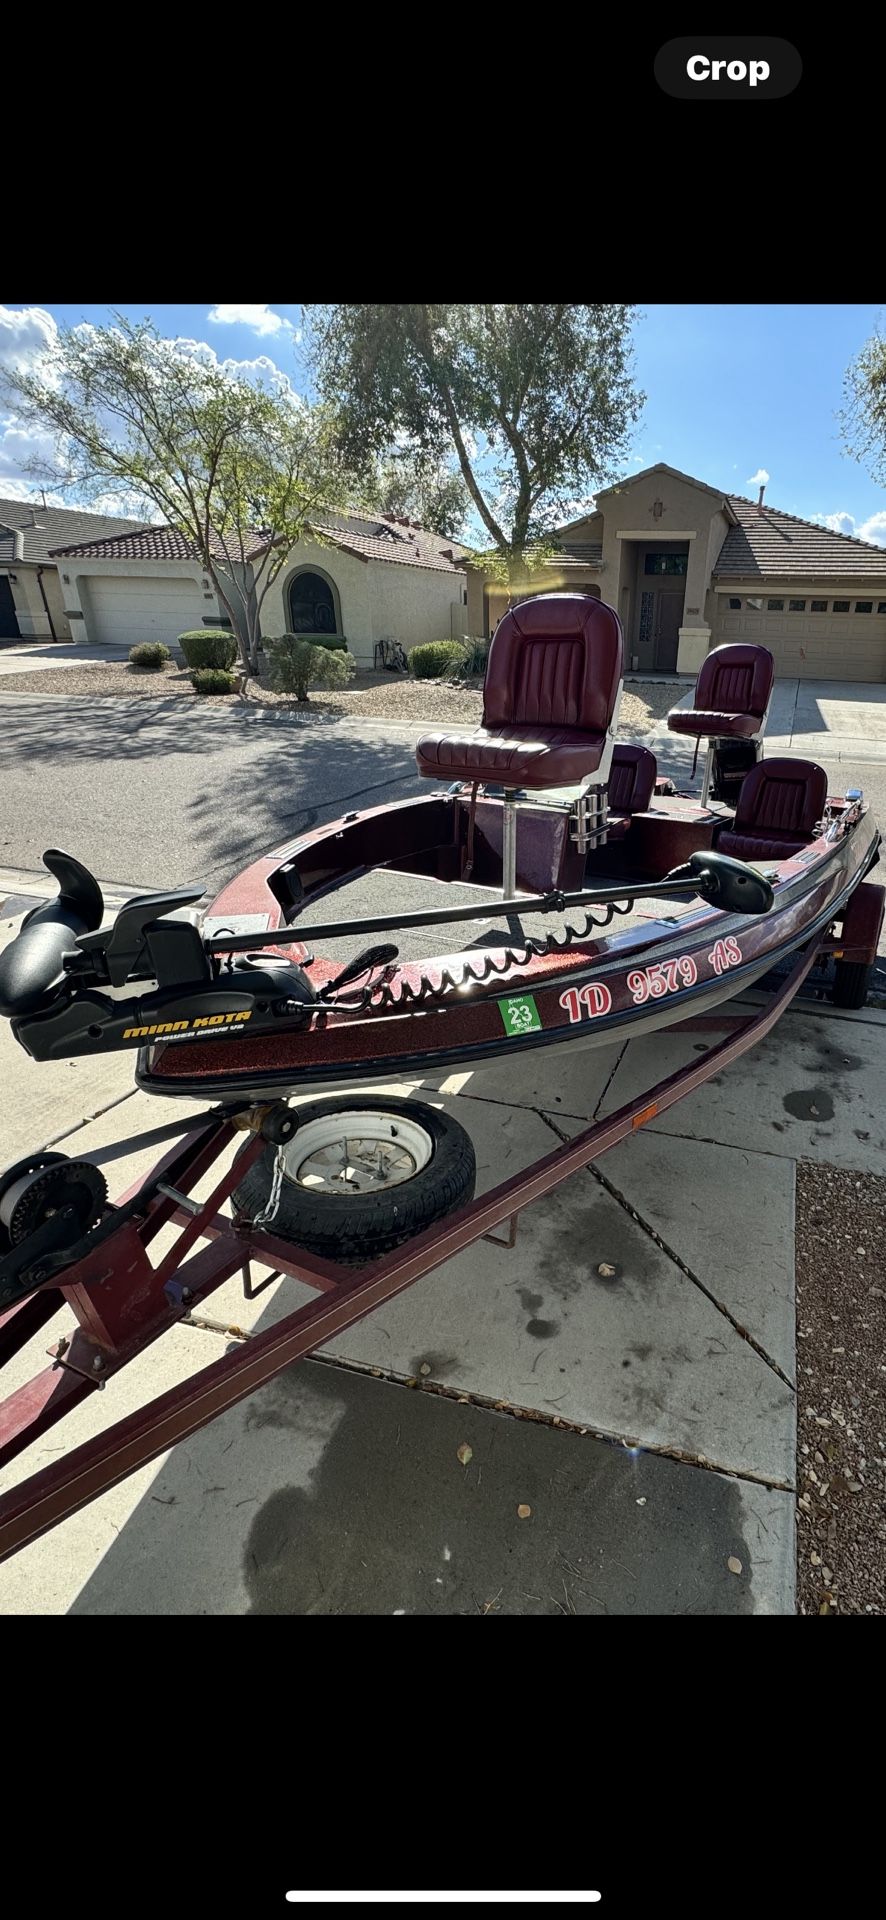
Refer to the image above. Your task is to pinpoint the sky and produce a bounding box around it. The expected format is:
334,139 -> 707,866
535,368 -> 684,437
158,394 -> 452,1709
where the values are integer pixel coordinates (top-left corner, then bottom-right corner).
0,301 -> 884,546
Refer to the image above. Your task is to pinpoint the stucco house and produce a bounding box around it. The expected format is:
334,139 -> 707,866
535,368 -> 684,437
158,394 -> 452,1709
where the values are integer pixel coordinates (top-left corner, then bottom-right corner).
0,497 -> 144,645
48,509 -> 471,665
467,463 -> 886,682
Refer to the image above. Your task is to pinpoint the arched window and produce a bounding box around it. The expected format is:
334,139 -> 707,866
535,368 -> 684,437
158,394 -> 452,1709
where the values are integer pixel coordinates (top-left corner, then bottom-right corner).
287,569 -> 340,636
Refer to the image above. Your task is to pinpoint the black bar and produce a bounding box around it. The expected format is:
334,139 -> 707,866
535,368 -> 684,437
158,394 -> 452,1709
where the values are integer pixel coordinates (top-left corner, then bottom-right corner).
205,875 -> 702,956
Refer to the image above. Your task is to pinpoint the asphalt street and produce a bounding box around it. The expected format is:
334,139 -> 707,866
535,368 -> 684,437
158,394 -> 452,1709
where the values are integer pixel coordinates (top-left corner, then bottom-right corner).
2,691 -> 885,902
0,697 -> 427,894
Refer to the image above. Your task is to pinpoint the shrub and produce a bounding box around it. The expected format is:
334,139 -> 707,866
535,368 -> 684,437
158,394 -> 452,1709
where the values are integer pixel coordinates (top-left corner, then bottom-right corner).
190,667 -> 238,696
178,628 -> 238,670
308,631 -> 348,652
408,640 -> 469,680
267,634 -> 357,701
128,641 -> 170,671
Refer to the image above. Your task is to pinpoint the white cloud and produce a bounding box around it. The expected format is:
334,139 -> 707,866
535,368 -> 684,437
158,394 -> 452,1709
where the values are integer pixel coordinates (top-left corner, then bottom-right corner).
811,508 -> 886,548
858,511 -> 886,548
0,305 -> 58,375
747,467 -> 770,486
0,476 -> 66,506
208,303 -> 299,340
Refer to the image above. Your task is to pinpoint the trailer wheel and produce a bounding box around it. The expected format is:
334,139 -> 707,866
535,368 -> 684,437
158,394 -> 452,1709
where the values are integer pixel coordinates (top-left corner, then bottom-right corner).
831,959 -> 872,1010
232,1095 -> 476,1264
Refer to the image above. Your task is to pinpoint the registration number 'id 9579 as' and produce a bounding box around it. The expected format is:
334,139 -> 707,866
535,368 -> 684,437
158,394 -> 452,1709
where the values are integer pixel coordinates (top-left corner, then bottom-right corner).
559,939 -> 743,1023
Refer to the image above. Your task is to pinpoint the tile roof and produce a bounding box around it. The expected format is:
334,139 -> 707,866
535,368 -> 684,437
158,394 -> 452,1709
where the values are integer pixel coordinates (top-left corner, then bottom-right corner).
715,496 -> 886,580
310,511 -> 470,573
48,524 -> 268,562
0,498 -> 146,566
49,508 -> 470,574
547,543 -> 603,568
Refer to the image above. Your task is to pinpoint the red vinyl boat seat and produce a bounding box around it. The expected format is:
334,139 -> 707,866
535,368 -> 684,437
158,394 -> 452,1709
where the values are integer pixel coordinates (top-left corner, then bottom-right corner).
668,643 -> 774,741
415,595 -> 623,789
606,744 -> 657,840
716,757 -> 828,863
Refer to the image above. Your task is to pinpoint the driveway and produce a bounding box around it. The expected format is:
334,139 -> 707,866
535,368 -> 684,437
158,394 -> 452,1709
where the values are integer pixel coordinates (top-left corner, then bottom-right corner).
0,642 -> 130,676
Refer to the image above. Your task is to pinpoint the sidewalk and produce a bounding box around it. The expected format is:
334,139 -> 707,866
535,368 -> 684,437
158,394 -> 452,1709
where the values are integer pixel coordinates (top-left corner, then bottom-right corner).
1,883 -> 884,1615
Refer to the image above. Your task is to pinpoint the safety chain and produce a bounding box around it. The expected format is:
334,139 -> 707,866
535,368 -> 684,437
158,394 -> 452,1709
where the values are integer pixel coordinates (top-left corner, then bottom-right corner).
249,1141 -> 287,1230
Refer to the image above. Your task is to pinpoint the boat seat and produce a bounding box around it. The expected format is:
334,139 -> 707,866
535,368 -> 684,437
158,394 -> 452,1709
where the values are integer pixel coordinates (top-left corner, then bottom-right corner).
667,643 -> 774,741
715,758 -> 828,863
606,744 -> 657,841
415,595 -> 623,790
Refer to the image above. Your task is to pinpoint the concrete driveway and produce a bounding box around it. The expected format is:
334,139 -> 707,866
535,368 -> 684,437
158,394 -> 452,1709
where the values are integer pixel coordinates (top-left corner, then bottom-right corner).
0,642 -> 130,675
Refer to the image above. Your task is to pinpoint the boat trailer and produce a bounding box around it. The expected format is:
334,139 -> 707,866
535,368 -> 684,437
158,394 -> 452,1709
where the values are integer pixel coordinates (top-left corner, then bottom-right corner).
0,938 -> 825,1566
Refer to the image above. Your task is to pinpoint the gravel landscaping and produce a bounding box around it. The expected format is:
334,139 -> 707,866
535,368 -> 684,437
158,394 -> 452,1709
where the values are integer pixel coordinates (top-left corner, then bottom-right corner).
0,660 -> 677,732
795,1161 -> 886,1616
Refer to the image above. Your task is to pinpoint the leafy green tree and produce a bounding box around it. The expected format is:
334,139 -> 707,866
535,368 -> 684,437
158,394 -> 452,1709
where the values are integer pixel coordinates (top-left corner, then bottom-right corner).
841,328 -> 886,488
307,304 -> 644,579
1,314 -> 344,672
358,454 -> 470,538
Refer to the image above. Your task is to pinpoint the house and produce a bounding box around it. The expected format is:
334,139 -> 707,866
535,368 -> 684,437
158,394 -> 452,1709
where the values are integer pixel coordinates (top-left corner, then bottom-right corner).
48,510 -> 472,664
0,498 -> 145,645
466,464 -> 886,682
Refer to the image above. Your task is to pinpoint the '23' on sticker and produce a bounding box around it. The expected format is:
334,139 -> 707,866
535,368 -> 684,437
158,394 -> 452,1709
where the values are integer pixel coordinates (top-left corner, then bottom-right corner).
499,994 -> 542,1035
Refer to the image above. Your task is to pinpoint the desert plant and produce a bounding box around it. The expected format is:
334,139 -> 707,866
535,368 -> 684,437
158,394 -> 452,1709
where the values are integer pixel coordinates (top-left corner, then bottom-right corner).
177,628 -> 239,670
408,640 -> 469,680
450,635 -> 489,679
190,667 -> 238,696
308,631 -> 348,652
128,641 -> 170,671
267,634 -> 356,701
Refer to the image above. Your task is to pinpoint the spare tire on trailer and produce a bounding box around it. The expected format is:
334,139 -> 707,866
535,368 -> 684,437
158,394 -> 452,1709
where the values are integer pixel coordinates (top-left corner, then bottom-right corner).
232,1095 -> 476,1265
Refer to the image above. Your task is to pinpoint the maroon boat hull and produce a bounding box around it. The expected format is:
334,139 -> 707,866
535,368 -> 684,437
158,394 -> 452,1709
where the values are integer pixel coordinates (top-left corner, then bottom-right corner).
137,797 -> 880,1102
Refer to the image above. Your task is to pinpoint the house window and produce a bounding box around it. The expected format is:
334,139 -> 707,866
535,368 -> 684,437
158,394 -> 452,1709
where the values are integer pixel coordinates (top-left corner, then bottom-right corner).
746,597 -> 763,611
643,552 -> 688,576
833,600 -> 850,612
810,600 -> 828,612
855,601 -> 873,614
287,570 -> 339,634
788,599 -> 806,612
729,598 -> 741,611
879,602 -> 886,614
766,599 -> 784,611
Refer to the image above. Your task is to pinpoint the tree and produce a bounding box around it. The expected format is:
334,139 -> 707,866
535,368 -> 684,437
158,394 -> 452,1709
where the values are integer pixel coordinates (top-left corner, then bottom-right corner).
0,314 -> 344,672
358,454 -> 470,538
841,327 -> 886,488
306,304 -> 644,579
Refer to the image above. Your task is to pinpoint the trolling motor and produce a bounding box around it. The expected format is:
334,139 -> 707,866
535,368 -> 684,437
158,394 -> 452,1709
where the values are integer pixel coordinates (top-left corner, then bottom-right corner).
0,850 -> 317,1063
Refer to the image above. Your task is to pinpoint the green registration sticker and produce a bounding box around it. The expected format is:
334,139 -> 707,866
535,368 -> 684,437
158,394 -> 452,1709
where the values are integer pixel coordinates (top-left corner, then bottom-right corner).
499,994 -> 542,1036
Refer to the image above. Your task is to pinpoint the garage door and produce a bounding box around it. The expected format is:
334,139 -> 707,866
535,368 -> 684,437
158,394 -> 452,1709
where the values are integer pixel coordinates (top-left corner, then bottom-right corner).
716,603 -> 886,682
83,575 -> 205,648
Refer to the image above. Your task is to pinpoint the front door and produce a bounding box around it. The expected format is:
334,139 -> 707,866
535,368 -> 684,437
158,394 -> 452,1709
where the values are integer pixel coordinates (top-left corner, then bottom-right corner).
0,576 -> 20,643
653,589 -> 682,671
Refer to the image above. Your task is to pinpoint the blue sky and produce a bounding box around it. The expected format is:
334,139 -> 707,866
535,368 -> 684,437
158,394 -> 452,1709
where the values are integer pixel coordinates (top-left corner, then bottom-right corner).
1,301 -> 884,545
